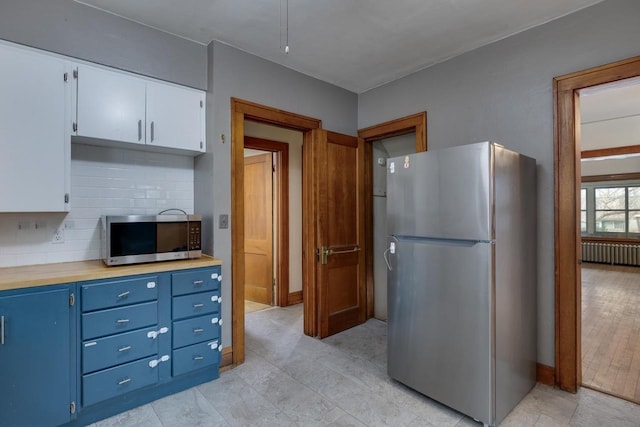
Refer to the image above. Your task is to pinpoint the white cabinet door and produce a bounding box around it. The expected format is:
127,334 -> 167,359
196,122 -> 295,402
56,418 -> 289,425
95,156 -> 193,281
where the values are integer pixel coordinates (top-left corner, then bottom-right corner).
76,65 -> 146,145
147,81 -> 205,153
0,43 -> 70,212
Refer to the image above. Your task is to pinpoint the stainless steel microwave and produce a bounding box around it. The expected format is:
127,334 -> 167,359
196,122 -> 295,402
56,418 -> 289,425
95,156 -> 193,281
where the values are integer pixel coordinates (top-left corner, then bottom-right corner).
102,215 -> 202,266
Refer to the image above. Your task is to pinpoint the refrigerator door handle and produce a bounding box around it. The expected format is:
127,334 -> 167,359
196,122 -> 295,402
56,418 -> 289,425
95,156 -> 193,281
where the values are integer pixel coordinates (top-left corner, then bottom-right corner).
383,247 -> 392,271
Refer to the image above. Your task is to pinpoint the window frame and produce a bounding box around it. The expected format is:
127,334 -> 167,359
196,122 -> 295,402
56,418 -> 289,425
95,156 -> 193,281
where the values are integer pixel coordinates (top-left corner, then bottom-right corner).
581,180 -> 640,239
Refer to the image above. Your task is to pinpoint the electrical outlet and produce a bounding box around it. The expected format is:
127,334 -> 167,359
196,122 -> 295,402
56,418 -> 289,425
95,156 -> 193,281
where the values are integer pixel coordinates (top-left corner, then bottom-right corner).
219,214 -> 229,229
52,227 -> 64,244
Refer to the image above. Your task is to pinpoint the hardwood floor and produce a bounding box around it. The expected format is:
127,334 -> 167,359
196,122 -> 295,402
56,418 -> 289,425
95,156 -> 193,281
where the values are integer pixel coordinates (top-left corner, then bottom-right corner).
582,263 -> 640,403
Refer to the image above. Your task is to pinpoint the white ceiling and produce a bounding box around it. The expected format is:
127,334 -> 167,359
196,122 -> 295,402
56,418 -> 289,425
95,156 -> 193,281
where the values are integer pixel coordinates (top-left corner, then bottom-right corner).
75,0 -> 604,93
580,78 -> 640,152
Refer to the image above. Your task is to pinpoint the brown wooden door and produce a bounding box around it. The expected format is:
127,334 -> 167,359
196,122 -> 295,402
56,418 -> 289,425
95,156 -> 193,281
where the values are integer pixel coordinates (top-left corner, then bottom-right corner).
244,153 -> 273,305
311,130 -> 366,337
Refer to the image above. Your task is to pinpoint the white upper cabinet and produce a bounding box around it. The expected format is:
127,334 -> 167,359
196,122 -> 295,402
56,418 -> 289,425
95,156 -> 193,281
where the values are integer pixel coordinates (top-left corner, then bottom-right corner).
75,65 -> 146,145
146,81 -> 205,152
74,64 -> 205,154
0,42 -> 71,212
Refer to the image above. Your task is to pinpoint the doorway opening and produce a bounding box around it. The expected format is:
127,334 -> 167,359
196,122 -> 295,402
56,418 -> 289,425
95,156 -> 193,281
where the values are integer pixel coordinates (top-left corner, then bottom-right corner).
578,77 -> 640,404
554,55 -> 640,393
358,112 -> 427,319
243,120 -> 303,316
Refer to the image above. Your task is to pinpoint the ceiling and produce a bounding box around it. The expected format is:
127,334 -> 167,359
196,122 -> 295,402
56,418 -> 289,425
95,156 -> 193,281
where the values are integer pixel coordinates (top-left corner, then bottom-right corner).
580,78 -> 640,152
75,0 -> 604,93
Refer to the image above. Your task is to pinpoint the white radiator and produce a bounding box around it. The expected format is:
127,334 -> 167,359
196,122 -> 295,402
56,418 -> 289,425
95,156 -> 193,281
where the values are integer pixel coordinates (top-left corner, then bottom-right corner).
581,242 -> 640,266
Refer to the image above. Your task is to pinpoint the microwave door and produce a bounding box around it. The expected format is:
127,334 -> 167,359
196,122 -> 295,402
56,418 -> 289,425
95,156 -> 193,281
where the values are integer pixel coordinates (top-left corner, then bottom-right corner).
156,222 -> 188,253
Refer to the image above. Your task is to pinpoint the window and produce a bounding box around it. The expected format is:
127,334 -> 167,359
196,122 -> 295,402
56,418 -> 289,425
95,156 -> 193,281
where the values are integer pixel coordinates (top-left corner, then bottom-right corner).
581,183 -> 640,238
595,187 -> 625,233
629,187 -> 640,233
580,188 -> 587,232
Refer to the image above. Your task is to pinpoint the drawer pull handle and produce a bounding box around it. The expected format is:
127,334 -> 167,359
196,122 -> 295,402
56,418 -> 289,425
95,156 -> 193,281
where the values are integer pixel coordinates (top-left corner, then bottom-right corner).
147,326 -> 169,339
193,303 -> 204,308
117,291 -> 130,298
193,280 -> 204,286
193,328 -> 204,333
147,282 -> 156,289
118,377 -> 131,385
211,273 -> 218,280
211,295 -> 222,303
118,345 -> 132,352
1,315 -> 5,345
208,341 -> 219,350
193,356 -> 204,361
211,317 -> 219,324
116,319 -> 130,324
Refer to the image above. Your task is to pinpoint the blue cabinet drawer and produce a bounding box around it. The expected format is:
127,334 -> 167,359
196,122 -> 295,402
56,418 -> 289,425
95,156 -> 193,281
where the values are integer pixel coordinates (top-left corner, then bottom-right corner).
82,326 -> 159,374
173,314 -> 221,349
172,340 -> 220,377
82,356 -> 160,407
172,267 -> 221,296
172,291 -> 220,320
82,275 -> 158,312
82,301 -> 158,340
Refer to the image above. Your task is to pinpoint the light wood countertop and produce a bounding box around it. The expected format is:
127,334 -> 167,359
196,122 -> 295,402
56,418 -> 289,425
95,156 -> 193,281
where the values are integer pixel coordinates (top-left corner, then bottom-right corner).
0,256 -> 222,292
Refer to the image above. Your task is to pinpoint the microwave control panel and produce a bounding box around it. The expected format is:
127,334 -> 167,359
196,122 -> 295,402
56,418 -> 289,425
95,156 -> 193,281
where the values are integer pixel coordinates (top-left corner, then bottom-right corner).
189,222 -> 201,250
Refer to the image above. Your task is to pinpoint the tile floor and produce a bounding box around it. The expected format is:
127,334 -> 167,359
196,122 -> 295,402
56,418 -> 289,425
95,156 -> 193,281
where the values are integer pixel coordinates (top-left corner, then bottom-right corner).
91,304 -> 640,426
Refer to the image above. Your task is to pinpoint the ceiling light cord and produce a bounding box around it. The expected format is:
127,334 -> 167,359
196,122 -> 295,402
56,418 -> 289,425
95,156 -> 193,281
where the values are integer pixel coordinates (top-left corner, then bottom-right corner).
280,0 -> 289,54
285,0 -> 289,54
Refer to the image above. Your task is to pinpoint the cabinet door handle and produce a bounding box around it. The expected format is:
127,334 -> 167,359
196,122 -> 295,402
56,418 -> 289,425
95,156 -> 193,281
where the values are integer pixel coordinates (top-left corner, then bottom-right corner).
118,377 -> 131,385
1,315 -> 5,345
116,319 -> 130,324
150,121 -> 155,142
193,356 -> 204,361
193,328 -> 204,333
193,280 -> 204,286
118,345 -> 132,352
138,120 -> 142,141
117,291 -> 130,299
193,303 -> 204,308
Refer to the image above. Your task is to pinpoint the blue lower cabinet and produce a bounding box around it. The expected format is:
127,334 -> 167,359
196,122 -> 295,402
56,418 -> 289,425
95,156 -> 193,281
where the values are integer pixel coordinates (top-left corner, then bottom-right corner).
172,290 -> 220,319
172,266 -> 221,296
82,326 -> 159,374
172,314 -> 221,349
82,301 -> 158,340
172,340 -> 221,377
82,356 -> 160,406
82,275 -> 158,312
0,285 -> 74,427
72,265 -> 221,424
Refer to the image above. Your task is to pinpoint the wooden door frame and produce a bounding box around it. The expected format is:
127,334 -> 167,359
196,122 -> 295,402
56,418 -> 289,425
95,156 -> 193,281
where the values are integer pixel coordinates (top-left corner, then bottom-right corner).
554,55 -> 640,392
357,112 -> 427,318
231,98 -> 321,365
244,136 -> 290,307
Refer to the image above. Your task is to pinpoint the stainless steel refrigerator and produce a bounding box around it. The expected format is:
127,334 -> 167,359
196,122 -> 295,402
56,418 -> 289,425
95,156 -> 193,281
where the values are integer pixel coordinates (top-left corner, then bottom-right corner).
385,142 -> 537,427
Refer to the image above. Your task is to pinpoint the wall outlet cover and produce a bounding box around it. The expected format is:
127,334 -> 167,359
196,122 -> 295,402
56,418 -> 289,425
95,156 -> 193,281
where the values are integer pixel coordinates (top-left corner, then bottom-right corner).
52,227 -> 64,244
219,214 -> 229,229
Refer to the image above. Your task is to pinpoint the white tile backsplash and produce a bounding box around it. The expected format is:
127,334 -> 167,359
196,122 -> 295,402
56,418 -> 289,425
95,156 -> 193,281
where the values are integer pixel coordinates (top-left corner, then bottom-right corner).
0,144 -> 194,268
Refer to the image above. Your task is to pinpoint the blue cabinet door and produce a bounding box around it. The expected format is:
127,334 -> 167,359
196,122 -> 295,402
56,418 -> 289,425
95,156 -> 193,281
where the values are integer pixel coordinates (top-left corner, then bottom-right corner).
0,286 -> 72,427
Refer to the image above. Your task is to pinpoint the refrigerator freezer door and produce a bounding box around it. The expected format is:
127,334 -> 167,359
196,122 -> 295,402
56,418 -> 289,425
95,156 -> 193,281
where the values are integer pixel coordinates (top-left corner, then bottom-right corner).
387,237 -> 493,424
387,142 -> 492,241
